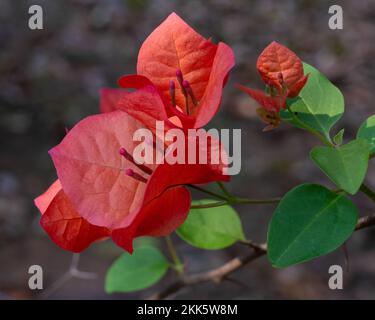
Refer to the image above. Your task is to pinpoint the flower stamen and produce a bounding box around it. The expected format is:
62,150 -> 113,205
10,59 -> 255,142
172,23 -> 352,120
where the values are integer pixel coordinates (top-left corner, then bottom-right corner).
278,72 -> 284,85
169,80 -> 176,107
277,72 -> 287,95
176,69 -> 187,96
176,69 -> 190,115
182,80 -> 198,106
119,147 -> 153,175
125,168 -> 148,183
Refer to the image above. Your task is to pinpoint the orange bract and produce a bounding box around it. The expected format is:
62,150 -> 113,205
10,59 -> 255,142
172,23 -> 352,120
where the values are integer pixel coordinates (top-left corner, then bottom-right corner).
49,111 -> 151,230
236,84 -> 286,112
40,188 -> 110,252
39,110 -> 228,253
236,41 -> 308,115
126,12 -> 235,128
35,12 -> 233,254
137,13 -> 217,110
99,88 -> 129,113
257,41 -> 308,98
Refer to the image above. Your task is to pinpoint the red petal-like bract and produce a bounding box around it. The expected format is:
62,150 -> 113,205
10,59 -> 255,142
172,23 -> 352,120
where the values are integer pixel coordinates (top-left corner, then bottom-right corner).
41,189 -> 109,252
47,110 -> 228,252
118,75 -> 196,129
37,12 -> 235,253
35,180 -> 109,252
117,82 -> 173,131
257,41 -> 307,98
49,111 -> 152,230
100,88 -> 129,113
34,179 -> 62,214
235,84 -> 286,112
134,12 -> 235,128
287,74 -> 309,98
112,186 -> 190,253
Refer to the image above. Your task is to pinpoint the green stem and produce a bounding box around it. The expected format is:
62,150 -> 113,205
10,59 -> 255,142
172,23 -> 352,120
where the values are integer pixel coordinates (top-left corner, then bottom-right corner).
191,201 -> 228,209
165,236 -> 184,274
190,197 -> 281,209
216,181 -> 233,198
188,184 -> 228,200
286,106 -> 333,147
235,197 -> 281,205
286,108 -> 375,205
360,183 -> 375,203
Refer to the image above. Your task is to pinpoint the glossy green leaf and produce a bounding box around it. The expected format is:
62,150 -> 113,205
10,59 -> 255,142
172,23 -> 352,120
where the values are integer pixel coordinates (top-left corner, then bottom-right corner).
333,129 -> 345,146
176,199 -> 245,250
268,184 -> 358,268
357,115 -> 375,153
105,246 -> 169,293
310,139 -> 370,194
281,63 -> 344,140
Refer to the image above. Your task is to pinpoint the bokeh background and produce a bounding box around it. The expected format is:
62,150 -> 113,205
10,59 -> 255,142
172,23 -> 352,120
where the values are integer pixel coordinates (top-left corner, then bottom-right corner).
1,0 -> 375,299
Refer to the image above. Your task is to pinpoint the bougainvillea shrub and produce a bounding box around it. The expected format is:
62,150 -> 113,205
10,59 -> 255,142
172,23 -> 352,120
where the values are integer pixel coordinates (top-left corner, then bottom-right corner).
35,12 -> 375,296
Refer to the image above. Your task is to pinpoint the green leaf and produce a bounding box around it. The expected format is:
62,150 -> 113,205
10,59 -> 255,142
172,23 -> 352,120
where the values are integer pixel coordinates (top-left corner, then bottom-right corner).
310,139 -> 370,194
268,184 -> 358,268
357,114 -> 375,153
176,199 -> 245,250
105,246 -> 169,293
333,129 -> 345,146
281,63 -> 344,140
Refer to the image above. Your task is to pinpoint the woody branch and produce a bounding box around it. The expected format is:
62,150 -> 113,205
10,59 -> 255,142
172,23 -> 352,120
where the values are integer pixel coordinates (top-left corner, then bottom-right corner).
148,214 -> 375,300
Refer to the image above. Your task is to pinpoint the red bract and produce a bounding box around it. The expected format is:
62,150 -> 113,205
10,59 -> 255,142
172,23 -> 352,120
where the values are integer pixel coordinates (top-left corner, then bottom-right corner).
117,81 -> 175,131
235,85 -> 286,112
236,41 -> 308,113
36,111 -> 228,253
34,180 -> 110,252
257,41 -> 308,98
117,12 -> 235,129
99,88 -> 129,113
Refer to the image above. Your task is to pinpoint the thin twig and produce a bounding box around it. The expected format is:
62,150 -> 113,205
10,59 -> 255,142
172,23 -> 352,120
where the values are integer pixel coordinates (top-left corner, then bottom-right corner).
148,250 -> 265,300
39,254 -> 97,299
240,239 -> 267,251
341,242 -> 350,273
359,183 -> 375,203
149,214 -> 375,300
355,214 -> 375,230
165,236 -> 184,274
148,244 -> 266,300
190,200 -> 228,209
235,197 -> 281,205
216,181 -> 233,198
188,184 -> 228,200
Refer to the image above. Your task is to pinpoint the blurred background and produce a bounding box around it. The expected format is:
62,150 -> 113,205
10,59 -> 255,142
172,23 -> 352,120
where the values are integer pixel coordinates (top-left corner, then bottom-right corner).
1,0 -> 375,299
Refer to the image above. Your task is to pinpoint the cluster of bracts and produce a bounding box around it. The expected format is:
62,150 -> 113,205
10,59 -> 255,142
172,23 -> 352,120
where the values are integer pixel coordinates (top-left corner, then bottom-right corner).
34,13 -> 308,254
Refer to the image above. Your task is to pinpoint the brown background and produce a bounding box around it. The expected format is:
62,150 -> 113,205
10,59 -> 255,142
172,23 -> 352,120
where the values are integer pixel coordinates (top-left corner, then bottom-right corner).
1,0 -> 375,299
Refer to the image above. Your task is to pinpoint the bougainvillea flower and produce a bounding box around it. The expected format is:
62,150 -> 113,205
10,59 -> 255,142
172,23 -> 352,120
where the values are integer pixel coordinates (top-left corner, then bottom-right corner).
255,107 -> 282,132
37,111 -> 228,253
99,88 -> 129,113
257,41 -> 308,98
34,180 -> 110,252
235,85 -> 286,113
117,12 -> 235,129
117,81 -> 176,131
236,41 -> 308,114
